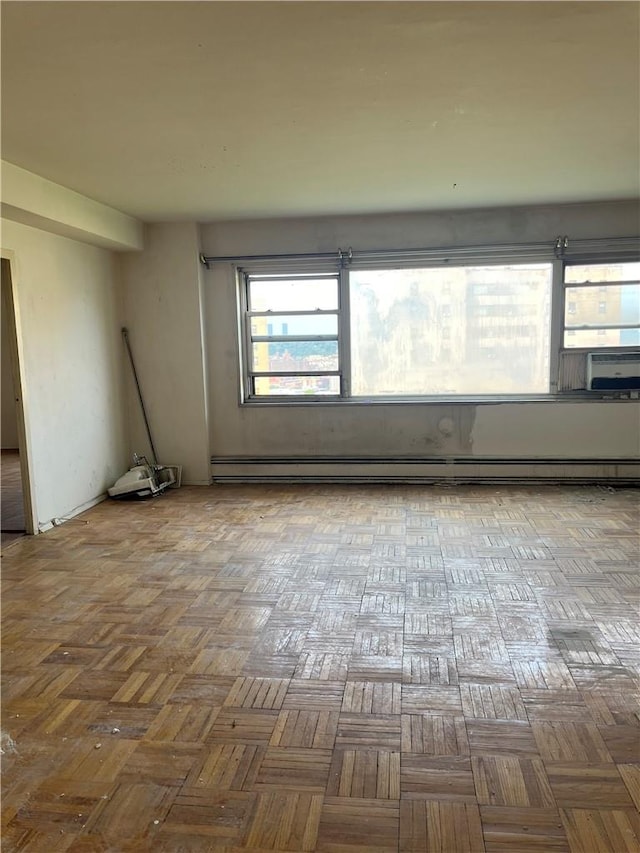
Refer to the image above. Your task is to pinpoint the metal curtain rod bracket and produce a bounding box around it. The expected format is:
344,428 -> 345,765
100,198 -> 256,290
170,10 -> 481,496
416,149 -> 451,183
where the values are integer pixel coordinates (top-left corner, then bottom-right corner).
337,247 -> 353,266
554,235 -> 569,258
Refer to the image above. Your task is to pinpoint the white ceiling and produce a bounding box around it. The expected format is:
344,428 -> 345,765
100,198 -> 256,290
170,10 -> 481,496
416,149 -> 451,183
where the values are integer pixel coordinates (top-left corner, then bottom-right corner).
2,1 -> 639,222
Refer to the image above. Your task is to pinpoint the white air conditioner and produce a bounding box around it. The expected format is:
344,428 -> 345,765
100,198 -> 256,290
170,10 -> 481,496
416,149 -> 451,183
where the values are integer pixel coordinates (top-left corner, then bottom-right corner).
587,352 -> 640,391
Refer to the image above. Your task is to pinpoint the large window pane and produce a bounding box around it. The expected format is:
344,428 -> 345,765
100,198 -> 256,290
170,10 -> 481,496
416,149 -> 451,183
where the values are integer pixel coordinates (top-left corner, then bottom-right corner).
250,314 -> 338,337
350,265 -> 552,395
254,375 -> 340,396
249,278 -> 338,312
252,341 -> 339,372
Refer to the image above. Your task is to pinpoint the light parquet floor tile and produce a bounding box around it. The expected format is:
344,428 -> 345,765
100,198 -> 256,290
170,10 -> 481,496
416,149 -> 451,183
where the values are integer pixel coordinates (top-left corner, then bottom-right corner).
401,714 -> 469,756
560,807 -> 640,853
270,709 -> 339,750
341,682 -> 401,715
531,721 -> 613,764
245,791 -> 323,851
471,756 -> 556,808
224,677 -> 291,711
545,763 -> 636,809
255,747 -> 333,791
327,749 -> 401,799
466,720 -> 539,758
401,755 -> 476,802
317,797 -> 400,852
399,800 -> 484,852
480,805 -> 570,852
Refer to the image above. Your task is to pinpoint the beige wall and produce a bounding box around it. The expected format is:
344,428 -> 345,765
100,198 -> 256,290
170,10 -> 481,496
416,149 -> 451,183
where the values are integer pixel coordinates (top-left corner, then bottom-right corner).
1,219 -> 128,528
201,200 -> 639,257
119,223 -> 211,484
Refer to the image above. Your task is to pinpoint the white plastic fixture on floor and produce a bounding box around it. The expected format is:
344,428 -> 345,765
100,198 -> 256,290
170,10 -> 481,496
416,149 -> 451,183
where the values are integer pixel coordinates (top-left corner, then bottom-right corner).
108,455 -> 181,500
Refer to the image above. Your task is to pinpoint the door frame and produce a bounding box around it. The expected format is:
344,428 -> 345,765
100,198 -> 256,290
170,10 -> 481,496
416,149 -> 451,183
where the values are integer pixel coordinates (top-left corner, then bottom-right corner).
1,252 -> 37,534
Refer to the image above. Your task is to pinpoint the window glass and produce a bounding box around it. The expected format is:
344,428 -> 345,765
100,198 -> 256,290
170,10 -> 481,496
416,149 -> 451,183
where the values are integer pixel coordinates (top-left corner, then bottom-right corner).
250,278 -> 338,312
564,285 -> 639,328
251,314 -> 338,337
349,264 -> 552,395
566,328 -> 640,348
252,341 -> 339,372
565,262 -> 639,284
254,375 -> 340,396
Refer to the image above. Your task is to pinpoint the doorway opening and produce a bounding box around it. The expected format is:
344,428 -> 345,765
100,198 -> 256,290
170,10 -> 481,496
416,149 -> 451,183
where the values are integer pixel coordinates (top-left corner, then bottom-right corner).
1,256 -> 35,545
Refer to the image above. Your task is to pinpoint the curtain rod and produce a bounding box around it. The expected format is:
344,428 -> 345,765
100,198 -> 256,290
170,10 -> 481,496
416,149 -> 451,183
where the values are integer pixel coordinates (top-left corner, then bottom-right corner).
199,236 -> 639,268
199,250 -> 346,268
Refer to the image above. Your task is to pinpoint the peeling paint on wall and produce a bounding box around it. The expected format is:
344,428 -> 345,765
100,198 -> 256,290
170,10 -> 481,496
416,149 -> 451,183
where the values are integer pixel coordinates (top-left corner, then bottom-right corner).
438,407 -> 475,453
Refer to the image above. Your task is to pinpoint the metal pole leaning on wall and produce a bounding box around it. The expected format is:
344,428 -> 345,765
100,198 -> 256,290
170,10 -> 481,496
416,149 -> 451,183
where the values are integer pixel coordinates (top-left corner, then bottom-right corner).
121,327 -> 159,465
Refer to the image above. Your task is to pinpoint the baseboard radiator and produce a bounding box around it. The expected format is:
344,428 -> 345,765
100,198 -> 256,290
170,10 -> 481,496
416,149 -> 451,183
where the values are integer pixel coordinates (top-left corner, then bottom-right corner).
211,456 -> 639,484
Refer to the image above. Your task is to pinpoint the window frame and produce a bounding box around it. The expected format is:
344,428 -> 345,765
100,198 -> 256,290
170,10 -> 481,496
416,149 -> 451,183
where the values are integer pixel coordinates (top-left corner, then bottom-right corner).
242,270 -> 346,401
561,260 -> 640,350
230,239 -> 639,404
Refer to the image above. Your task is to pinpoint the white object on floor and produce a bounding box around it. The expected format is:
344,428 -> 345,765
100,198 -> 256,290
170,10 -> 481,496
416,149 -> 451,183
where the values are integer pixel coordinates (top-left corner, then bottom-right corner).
108,459 -> 181,499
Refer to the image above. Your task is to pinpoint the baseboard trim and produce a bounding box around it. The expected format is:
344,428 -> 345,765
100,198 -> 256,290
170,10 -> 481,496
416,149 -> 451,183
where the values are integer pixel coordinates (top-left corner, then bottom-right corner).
210,456 -> 639,484
38,492 -> 107,533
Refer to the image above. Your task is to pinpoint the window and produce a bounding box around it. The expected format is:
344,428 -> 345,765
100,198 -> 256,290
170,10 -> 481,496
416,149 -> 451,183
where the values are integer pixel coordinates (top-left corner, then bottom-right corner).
241,262 -> 552,398
244,274 -> 342,397
563,262 -> 640,348
232,240 -> 639,401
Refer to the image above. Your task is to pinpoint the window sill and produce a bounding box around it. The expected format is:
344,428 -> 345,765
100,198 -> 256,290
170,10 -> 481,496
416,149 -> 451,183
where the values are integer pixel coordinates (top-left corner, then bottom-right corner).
240,392 -> 639,407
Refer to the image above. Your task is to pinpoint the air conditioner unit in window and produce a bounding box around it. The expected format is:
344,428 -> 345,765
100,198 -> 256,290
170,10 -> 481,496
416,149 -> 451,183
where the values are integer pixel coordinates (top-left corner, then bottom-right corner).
587,352 -> 640,391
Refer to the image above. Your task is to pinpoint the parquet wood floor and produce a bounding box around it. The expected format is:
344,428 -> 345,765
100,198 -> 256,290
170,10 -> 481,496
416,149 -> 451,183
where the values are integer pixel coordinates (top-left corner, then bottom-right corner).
2,483 -> 639,852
